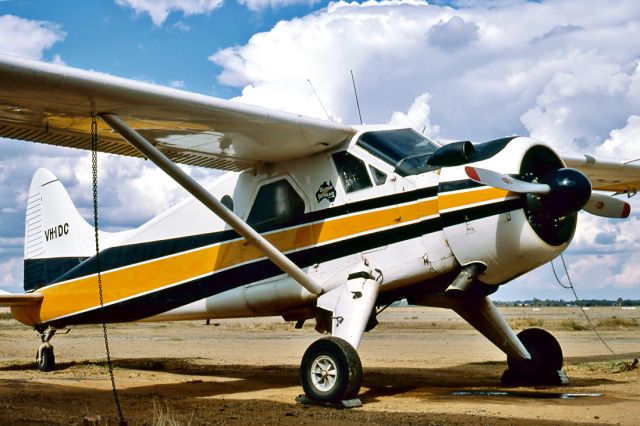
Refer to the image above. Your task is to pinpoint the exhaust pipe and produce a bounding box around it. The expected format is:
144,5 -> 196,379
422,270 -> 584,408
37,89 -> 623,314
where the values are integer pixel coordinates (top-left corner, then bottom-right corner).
445,263 -> 486,299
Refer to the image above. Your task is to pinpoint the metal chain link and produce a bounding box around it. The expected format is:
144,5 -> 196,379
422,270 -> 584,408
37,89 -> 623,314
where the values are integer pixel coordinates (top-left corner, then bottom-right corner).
91,107 -> 127,425
550,256 -> 572,289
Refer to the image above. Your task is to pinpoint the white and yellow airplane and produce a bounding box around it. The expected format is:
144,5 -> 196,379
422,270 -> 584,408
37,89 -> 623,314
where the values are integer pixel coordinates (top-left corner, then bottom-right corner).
0,53 -> 638,404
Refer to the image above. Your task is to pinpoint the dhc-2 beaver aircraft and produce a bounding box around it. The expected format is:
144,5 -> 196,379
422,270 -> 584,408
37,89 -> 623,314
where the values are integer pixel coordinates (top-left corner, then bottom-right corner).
1,53 -> 639,404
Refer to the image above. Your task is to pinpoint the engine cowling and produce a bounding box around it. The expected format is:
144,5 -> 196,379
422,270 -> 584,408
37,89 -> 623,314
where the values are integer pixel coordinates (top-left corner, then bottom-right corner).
436,137 -> 576,286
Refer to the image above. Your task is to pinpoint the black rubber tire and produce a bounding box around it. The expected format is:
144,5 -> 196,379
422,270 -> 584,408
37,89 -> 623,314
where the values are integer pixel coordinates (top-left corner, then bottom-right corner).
507,328 -> 563,374
300,336 -> 363,403
36,345 -> 55,372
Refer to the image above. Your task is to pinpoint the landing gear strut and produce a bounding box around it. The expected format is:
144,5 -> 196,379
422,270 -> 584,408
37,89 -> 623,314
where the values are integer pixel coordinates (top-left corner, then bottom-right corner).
412,295 -> 569,386
36,326 -> 56,372
299,262 -> 380,406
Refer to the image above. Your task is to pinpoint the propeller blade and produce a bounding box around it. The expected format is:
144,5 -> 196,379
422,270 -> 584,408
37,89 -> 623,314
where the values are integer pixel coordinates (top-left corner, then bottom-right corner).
465,166 -> 551,194
583,193 -> 631,218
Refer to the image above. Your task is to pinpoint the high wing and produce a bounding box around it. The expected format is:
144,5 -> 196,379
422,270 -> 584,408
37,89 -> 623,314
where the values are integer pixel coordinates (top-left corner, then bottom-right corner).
0,54 -> 355,171
3,55 -> 640,193
563,153 -> 640,193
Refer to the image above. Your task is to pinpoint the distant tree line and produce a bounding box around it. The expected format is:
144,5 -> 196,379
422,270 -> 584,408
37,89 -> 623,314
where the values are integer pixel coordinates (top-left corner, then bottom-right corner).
493,298 -> 639,307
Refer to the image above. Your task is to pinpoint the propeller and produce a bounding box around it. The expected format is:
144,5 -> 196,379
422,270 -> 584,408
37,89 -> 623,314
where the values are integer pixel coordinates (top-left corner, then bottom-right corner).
465,166 -> 630,219
583,192 -> 631,219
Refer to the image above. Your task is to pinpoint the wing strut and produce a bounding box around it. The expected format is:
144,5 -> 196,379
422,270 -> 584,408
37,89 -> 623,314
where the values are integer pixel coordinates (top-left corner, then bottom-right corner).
100,113 -> 323,296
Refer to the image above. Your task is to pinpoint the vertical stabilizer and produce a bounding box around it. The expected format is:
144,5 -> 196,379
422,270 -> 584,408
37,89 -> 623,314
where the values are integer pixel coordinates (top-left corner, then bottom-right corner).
24,169 -> 96,291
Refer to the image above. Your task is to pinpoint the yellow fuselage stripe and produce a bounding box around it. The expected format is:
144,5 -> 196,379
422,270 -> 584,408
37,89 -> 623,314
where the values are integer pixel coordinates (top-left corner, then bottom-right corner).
14,187 -> 509,325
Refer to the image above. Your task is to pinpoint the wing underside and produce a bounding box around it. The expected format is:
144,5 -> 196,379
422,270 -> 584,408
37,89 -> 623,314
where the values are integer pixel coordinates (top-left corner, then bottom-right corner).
563,153 -> 640,193
0,54 -> 355,171
3,55 -> 639,189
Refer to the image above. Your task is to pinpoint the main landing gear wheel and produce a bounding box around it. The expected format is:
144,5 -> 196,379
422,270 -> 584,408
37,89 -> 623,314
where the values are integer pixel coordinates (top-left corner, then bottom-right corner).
300,336 -> 363,403
36,344 -> 55,372
504,328 -> 567,385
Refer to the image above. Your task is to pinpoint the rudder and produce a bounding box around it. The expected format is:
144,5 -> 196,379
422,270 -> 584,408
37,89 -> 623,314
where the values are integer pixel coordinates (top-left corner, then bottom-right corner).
24,168 -> 96,291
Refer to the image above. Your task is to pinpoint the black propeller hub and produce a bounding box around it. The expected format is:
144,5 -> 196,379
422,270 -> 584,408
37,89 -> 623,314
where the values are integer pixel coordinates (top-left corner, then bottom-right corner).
519,146 -> 588,246
540,168 -> 592,218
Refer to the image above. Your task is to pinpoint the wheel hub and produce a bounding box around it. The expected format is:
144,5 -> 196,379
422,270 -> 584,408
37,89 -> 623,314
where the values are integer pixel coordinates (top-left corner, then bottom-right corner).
311,355 -> 338,392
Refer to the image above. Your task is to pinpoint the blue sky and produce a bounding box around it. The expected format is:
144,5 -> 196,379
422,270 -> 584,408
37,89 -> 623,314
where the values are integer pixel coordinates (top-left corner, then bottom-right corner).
1,0 -> 640,301
0,0 -> 329,97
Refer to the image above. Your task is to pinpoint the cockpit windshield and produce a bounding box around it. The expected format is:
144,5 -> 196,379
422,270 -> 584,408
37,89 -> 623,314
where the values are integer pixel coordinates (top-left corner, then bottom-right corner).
356,129 -> 440,176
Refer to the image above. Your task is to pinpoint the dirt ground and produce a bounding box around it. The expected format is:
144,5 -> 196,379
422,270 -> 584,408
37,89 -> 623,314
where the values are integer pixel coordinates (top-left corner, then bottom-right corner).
1,306 -> 639,425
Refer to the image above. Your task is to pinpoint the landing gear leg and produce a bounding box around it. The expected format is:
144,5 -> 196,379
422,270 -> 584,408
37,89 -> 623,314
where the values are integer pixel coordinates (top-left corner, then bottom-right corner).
299,263 -> 381,406
36,326 -> 57,372
415,295 -> 569,386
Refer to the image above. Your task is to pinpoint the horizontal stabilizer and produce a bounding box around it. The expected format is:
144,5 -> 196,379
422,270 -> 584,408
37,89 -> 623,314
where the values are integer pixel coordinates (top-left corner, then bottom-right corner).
0,292 -> 43,307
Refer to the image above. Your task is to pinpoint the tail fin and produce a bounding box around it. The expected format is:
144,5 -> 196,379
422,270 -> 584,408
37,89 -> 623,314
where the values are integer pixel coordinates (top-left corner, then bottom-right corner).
24,168 -> 96,291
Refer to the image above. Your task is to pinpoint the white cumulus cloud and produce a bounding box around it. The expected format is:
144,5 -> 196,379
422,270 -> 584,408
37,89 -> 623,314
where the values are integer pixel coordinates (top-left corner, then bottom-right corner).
596,115 -> 640,159
0,15 -> 66,59
116,0 -> 223,26
388,92 -> 440,137
427,15 -> 479,50
212,0 -> 640,145
0,256 -> 23,293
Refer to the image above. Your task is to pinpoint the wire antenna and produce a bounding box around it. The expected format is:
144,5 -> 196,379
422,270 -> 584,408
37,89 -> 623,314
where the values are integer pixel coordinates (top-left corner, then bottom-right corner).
307,79 -> 332,121
350,70 -> 363,125
551,254 -> 616,355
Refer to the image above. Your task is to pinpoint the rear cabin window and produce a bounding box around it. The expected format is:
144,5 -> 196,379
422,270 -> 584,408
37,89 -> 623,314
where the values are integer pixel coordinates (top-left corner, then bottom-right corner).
246,179 -> 305,230
332,151 -> 373,193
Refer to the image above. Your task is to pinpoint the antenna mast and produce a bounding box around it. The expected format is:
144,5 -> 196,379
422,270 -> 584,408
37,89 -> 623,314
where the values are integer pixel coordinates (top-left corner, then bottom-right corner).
350,70 -> 363,125
307,79 -> 332,121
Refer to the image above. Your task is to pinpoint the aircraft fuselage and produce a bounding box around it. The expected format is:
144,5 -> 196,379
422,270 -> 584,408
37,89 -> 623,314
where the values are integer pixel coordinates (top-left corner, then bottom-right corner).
12,127 -> 570,328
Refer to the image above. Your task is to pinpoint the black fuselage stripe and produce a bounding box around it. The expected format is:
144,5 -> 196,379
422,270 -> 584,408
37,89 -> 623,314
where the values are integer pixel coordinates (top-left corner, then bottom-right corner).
48,180 -> 493,285
51,185 -> 440,284
52,218 -> 442,325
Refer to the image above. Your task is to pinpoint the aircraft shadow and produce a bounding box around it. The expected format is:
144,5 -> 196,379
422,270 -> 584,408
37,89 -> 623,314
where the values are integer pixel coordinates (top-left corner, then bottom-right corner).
2,355 -> 632,403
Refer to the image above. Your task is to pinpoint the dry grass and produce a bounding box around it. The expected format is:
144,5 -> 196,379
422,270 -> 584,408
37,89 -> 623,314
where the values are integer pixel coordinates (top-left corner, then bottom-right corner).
555,316 -> 639,331
0,311 -> 13,321
508,317 -> 544,330
573,359 -> 639,374
153,396 -> 194,426
559,319 -> 589,331
596,317 -> 638,329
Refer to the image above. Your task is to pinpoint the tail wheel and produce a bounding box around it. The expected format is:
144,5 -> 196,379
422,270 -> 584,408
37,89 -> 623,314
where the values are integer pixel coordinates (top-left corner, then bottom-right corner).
36,344 -> 55,372
507,328 -> 563,374
300,336 -> 362,403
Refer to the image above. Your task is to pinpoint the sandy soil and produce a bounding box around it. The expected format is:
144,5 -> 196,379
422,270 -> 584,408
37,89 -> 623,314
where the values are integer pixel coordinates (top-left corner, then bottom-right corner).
1,306 -> 639,425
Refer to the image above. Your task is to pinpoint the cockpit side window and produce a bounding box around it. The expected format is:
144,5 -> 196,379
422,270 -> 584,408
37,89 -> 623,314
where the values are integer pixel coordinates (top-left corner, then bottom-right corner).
369,165 -> 387,185
247,179 -> 305,230
332,151 -> 373,193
